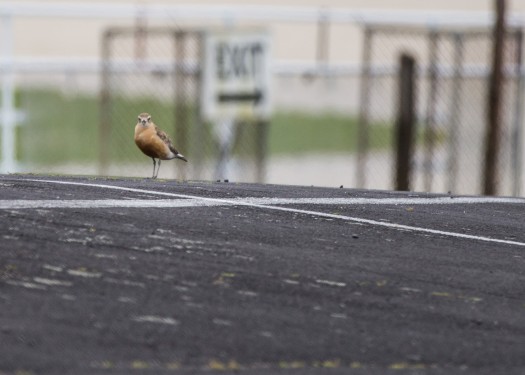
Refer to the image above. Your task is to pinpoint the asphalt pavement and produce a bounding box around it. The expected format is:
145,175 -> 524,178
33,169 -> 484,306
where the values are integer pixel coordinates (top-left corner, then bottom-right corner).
1,175 -> 525,374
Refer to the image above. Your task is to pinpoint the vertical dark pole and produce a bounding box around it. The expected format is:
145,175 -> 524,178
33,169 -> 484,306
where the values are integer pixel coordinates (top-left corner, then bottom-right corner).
424,31 -> 439,192
194,31 -> 205,180
99,29 -> 112,176
447,33 -> 465,193
175,31 -> 188,180
356,27 -> 373,189
395,54 -> 416,191
255,120 -> 268,183
511,29 -> 523,196
483,0 -> 506,195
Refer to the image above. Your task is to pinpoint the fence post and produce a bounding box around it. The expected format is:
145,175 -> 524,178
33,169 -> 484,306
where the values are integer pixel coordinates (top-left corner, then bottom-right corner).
174,31 -> 189,180
511,29 -> 524,196
255,120 -> 269,183
483,0 -> 506,195
356,27 -> 373,189
1,14 -> 18,174
99,29 -> 112,176
447,33 -> 465,194
424,31 -> 439,192
395,54 -> 416,191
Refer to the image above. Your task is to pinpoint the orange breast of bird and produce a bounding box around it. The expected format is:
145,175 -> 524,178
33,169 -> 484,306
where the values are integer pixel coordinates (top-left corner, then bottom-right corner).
134,125 -> 171,159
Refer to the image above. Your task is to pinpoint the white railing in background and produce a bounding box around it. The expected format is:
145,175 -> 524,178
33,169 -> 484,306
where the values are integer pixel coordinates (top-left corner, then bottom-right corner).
0,3 -> 511,26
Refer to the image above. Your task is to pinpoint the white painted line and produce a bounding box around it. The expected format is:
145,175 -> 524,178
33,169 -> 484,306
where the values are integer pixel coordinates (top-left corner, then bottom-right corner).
242,196 -> 525,205
2,196 -> 525,209
25,178 -> 525,206
0,199 -> 221,209
10,178 -> 525,248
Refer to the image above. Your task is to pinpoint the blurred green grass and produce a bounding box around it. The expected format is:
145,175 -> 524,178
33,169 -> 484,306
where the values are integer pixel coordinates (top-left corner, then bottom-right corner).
15,89 -> 392,164
269,111 -> 392,155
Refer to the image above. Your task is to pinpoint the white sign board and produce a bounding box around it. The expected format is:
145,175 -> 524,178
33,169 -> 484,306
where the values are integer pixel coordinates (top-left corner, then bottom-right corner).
200,29 -> 272,121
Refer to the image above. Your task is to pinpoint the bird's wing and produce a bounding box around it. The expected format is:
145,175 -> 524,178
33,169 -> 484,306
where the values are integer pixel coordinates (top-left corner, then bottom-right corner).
155,125 -> 183,155
155,126 -> 173,146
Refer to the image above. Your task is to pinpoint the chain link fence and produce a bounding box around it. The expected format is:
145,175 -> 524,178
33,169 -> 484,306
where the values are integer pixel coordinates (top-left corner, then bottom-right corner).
99,26 -> 268,182
14,72 -> 100,175
3,7 -> 525,195
357,25 -> 523,196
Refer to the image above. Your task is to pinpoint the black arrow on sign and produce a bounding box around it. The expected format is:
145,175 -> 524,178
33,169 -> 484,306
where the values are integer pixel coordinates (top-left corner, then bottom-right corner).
217,90 -> 263,104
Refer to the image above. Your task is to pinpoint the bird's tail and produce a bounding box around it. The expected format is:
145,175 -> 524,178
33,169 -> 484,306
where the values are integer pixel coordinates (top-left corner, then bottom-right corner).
176,153 -> 188,162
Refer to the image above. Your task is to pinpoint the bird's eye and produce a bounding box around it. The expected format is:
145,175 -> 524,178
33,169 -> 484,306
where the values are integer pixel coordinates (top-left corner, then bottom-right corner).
147,117 -> 151,122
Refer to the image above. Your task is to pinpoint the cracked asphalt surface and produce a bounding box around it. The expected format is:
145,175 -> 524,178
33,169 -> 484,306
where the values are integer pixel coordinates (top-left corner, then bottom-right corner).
1,175 -> 525,374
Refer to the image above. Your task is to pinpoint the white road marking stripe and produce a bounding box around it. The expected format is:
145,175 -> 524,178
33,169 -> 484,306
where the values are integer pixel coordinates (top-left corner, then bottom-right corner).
243,196 -> 525,205
25,179 -> 525,206
2,196 -> 525,209
9,178 -> 525,248
0,199 -> 221,209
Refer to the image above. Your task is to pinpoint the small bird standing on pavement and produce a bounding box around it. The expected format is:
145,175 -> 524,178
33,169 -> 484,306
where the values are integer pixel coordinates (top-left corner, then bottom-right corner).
134,112 -> 187,179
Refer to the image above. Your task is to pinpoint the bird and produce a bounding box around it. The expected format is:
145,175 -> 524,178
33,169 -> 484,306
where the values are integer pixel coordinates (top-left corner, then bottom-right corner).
134,112 -> 187,179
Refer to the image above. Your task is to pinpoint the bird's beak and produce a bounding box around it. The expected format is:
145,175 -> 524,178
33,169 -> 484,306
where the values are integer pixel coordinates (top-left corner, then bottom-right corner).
141,120 -> 147,125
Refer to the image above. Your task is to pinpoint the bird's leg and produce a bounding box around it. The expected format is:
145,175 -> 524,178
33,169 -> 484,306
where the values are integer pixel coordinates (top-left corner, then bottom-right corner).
156,159 -> 161,179
151,158 -> 157,179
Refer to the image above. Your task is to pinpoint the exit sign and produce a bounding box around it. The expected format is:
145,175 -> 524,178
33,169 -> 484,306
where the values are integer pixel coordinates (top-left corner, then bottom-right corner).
200,29 -> 272,121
